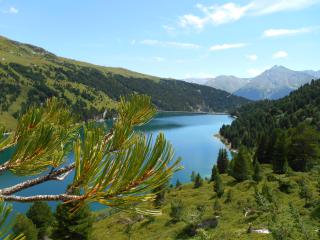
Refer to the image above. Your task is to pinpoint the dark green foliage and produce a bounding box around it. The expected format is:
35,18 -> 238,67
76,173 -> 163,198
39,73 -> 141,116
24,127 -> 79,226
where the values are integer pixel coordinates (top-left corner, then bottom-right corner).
230,147 -> 252,182
287,123 -> 320,172
272,131 -> 288,174
252,160 -> 262,182
213,169 -> 224,198
169,200 -> 184,223
298,180 -> 313,207
13,214 -> 38,240
26,202 -> 55,239
210,165 -> 219,182
52,202 -> 93,240
278,179 -> 295,194
255,135 -> 269,163
153,184 -> 167,208
216,148 -> 229,174
220,79 -> 320,151
194,173 -> 203,188
175,179 -> 182,188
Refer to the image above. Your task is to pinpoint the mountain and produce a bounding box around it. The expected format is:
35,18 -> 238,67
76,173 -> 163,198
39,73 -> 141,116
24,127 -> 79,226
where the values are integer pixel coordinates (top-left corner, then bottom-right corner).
205,75 -> 250,93
234,65 -> 316,100
303,70 -> 320,78
220,78 -> 320,148
0,35 -> 250,129
189,66 -> 319,101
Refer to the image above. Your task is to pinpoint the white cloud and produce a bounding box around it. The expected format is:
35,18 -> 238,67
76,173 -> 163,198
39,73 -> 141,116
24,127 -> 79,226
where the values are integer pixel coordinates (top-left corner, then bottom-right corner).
246,54 -> 258,61
273,50 -> 288,59
179,14 -> 206,29
8,6 -> 18,14
210,43 -> 246,51
252,0 -> 320,15
178,0 -> 320,29
263,27 -> 315,37
179,3 -> 251,28
140,39 -> 200,49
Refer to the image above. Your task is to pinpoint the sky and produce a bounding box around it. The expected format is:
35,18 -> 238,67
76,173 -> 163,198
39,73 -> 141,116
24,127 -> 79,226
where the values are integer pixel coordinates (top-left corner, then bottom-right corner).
0,0 -> 320,79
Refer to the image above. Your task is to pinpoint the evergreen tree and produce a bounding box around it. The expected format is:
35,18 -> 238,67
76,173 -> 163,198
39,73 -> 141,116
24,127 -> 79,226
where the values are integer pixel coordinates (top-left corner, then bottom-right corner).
287,123 -> 320,172
175,179 -> 182,188
217,149 -> 229,174
256,135 -> 269,163
13,214 -> 38,240
210,165 -> 219,182
272,132 -> 288,174
26,202 -> 55,239
252,160 -> 262,182
213,170 -> 224,198
231,147 -> 252,182
153,184 -> 167,208
52,202 -> 93,240
194,173 -> 203,188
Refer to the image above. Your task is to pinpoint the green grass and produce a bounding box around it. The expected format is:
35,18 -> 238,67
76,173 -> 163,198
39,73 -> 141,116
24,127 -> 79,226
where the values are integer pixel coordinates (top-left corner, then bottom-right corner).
92,165 -> 319,240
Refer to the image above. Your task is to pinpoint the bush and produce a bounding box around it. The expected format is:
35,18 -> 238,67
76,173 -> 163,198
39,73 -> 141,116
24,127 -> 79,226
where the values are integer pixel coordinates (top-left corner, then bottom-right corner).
194,173 -> 203,188
13,214 -> 38,240
169,200 -> 184,223
26,202 -> 55,239
278,179 -> 295,194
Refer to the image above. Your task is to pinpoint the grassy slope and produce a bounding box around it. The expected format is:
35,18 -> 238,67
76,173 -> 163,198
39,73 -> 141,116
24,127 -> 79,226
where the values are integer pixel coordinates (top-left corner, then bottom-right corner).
92,165 -> 319,240
0,35 -> 250,129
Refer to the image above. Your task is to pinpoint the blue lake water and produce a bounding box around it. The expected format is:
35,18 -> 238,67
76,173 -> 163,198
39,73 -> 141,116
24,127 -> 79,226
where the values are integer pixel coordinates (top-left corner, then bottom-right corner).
0,112 -> 233,213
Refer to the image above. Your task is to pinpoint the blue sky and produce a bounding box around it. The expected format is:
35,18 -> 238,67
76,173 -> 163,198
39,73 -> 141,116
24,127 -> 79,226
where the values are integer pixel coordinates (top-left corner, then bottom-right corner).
0,0 -> 320,79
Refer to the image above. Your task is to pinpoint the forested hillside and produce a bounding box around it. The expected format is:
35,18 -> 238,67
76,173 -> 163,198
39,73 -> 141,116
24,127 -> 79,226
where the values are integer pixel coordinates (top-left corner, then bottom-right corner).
0,35 -> 249,129
220,79 -> 320,149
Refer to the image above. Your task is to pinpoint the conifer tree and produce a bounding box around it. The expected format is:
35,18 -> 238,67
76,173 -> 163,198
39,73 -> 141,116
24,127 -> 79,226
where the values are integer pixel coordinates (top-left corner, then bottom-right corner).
252,160 -> 262,182
175,179 -> 182,188
52,202 -> 93,240
213,170 -> 224,198
272,132 -> 288,174
217,149 -> 229,174
13,214 -> 38,240
26,202 -> 55,239
0,95 -> 181,217
194,173 -> 203,188
231,147 -> 252,182
210,165 -> 219,182
256,135 -> 269,163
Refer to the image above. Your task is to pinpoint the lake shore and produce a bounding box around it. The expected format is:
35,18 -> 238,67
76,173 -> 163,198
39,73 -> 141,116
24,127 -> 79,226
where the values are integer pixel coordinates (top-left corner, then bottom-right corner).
158,110 -> 230,115
214,133 -> 238,153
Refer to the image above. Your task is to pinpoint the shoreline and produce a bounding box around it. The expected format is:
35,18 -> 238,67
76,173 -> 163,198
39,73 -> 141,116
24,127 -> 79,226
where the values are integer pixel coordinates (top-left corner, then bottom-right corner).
158,110 -> 230,115
214,133 -> 238,153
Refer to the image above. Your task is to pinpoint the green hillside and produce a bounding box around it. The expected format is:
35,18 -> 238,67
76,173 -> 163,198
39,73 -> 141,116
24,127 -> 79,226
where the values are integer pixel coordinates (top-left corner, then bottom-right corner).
0,35 -> 250,129
220,79 -> 320,149
92,165 -> 320,240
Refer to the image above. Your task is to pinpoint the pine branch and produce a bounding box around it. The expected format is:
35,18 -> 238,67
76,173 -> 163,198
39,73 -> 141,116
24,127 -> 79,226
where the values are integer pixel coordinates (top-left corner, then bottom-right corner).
0,163 -> 75,195
0,194 -> 81,203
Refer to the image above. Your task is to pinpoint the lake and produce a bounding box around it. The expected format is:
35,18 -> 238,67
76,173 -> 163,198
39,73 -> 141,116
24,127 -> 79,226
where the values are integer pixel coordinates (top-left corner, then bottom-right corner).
0,112 -> 233,213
